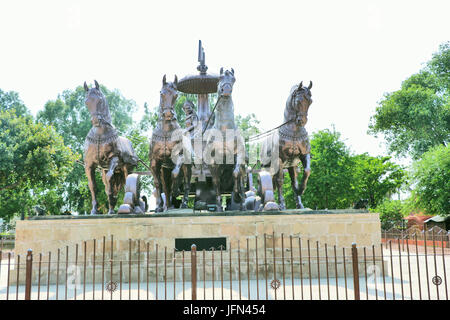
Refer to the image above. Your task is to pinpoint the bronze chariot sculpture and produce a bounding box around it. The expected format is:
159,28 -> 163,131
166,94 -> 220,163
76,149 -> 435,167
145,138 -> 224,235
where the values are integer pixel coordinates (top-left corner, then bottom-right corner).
82,41 -> 313,213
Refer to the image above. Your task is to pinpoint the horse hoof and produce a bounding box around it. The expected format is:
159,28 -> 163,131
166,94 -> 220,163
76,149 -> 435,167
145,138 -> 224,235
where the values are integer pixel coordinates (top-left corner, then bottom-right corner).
107,209 -> 115,215
296,204 -> 304,209
90,209 -> 98,215
180,203 -> 188,209
155,207 -> 164,213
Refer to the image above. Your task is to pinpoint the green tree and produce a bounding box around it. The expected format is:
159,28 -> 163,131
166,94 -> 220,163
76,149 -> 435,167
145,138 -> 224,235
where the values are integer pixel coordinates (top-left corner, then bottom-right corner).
290,128 -> 355,209
352,154 -> 406,208
0,110 -> 76,221
372,199 -> 405,230
235,113 -> 261,138
283,128 -> 406,210
410,145 -> 449,216
0,89 -> 30,117
369,42 -> 450,159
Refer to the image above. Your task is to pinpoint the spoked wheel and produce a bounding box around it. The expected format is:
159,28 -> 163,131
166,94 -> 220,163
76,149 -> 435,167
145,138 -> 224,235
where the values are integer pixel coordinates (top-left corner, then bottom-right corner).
118,173 -> 146,214
257,171 -> 279,211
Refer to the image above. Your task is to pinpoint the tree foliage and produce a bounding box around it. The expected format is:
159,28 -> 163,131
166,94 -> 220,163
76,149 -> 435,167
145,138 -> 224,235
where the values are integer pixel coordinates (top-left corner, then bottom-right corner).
371,199 -> 406,230
352,154 -> 405,208
0,89 -> 30,118
296,128 -> 355,209
0,109 -> 76,221
369,42 -> 450,159
283,129 -> 406,210
235,113 -> 261,138
410,145 -> 449,216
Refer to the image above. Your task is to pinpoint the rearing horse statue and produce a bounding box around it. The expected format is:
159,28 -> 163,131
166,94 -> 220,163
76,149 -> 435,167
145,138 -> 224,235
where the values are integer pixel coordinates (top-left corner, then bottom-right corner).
205,68 -> 246,211
265,81 -> 313,209
149,75 -> 187,212
83,80 -> 138,215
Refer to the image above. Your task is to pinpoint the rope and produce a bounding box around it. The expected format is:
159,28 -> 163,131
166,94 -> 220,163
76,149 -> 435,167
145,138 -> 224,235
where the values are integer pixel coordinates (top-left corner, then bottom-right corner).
247,118 -> 294,142
201,96 -> 222,135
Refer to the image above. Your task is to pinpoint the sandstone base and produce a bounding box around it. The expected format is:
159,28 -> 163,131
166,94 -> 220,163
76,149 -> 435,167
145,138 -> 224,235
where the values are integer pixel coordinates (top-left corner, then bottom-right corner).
12,209 -> 381,284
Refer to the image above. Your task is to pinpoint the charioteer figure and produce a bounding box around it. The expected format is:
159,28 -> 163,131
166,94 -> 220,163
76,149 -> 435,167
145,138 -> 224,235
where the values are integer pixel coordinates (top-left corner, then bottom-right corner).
182,100 -> 199,135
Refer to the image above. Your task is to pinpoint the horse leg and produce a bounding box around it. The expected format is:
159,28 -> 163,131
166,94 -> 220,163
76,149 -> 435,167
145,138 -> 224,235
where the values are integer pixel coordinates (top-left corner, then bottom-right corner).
150,159 -> 164,213
181,164 -> 191,208
232,164 -> 246,210
102,169 -> 117,215
238,165 -> 246,210
288,166 -> 303,209
274,165 -> 286,210
298,154 -> 311,196
161,167 -> 173,211
106,156 -> 119,180
104,157 -> 120,214
171,154 -> 183,206
85,163 -> 99,215
210,165 -> 223,212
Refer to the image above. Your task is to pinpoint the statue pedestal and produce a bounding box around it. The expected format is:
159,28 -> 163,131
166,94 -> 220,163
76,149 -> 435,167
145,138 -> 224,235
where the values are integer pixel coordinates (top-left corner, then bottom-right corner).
12,209 -> 382,285
16,209 -> 380,255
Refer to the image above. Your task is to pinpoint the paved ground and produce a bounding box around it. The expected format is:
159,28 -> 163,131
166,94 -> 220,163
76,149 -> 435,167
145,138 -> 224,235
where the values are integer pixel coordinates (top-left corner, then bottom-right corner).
1,249 -> 448,300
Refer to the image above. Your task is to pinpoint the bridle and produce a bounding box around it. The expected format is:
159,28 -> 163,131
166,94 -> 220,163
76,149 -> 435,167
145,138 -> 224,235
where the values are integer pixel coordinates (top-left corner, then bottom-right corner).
291,89 -> 310,123
218,78 -> 234,96
89,95 -> 113,128
160,86 -> 177,120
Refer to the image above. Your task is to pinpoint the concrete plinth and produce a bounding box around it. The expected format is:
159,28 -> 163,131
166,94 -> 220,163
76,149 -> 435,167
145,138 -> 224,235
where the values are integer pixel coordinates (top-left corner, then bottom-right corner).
11,209 -> 381,285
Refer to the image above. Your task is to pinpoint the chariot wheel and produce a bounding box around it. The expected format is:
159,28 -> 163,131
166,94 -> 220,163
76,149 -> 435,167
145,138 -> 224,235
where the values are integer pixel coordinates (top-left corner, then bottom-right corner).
257,171 -> 279,211
119,173 -> 142,214
124,173 -> 141,204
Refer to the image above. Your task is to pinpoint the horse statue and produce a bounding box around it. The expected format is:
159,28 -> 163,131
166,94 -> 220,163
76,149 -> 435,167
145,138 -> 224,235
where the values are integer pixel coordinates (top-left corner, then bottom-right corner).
265,81 -> 313,209
149,75 -> 188,212
83,80 -> 138,215
205,68 -> 246,211
170,100 -> 200,208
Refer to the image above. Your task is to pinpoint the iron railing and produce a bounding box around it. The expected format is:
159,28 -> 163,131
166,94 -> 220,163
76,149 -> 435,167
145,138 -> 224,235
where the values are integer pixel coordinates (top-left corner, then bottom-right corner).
0,232 -> 448,300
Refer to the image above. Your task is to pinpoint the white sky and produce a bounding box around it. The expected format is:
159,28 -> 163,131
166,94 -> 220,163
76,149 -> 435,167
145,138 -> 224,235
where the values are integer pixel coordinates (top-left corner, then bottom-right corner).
0,0 -> 449,163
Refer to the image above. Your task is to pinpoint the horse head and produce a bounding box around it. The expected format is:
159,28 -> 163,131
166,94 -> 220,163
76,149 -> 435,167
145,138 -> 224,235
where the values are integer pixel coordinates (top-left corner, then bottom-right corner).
84,80 -> 112,127
160,74 -> 178,121
287,81 -> 313,126
218,68 -> 236,98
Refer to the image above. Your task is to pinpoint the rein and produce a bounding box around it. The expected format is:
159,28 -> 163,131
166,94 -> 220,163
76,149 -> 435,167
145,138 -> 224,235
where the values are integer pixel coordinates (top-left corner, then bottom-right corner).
247,91 -> 309,142
202,95 -> 222,135
247,118 -> 295,142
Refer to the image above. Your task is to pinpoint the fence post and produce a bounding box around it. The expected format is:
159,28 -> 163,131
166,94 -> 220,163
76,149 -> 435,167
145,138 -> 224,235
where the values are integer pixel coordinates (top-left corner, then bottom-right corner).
351,243 -> 360,300
191,244 -> 197,300
25,249 -> 33,300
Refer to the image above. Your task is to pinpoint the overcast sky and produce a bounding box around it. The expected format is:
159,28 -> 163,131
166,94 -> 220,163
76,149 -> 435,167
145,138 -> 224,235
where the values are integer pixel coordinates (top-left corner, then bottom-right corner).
0,0 -> 449,164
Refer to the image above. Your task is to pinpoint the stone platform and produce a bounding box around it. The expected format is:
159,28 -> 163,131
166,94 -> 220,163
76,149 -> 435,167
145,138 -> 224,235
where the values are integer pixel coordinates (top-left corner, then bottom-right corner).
11,209 -> 382,284
16,209 -> 380,256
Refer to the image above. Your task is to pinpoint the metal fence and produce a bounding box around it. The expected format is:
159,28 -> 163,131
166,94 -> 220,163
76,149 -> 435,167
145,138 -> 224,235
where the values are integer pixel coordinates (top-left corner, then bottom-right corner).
0,232 -> 448,300
382,226 -> 450,250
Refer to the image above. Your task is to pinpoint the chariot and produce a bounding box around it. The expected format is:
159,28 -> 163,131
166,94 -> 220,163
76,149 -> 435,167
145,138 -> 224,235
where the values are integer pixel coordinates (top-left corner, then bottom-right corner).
90,40 -> 312,214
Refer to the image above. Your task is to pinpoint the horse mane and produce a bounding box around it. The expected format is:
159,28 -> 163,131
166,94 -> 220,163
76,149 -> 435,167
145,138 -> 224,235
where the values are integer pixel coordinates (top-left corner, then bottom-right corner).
92,88 -> 113,125
283,85 -> 299,122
